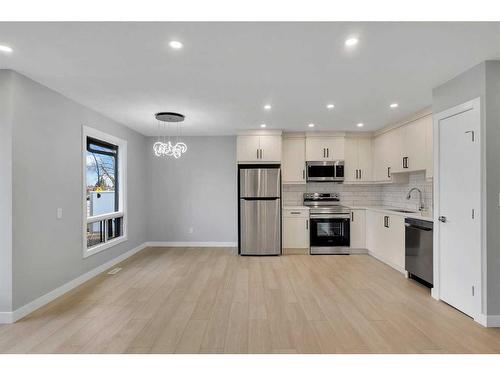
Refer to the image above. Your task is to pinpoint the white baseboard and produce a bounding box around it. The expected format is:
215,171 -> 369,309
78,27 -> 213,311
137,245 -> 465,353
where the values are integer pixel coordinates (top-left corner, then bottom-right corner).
1,242 -> 147,324
145,241 -> 237,248
477,314 -> 500,327
349,248 -> 369,254
368,251 -> 405,274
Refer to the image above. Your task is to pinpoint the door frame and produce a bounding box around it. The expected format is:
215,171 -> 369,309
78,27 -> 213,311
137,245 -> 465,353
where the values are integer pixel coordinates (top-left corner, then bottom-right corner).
432,97 -> 485,325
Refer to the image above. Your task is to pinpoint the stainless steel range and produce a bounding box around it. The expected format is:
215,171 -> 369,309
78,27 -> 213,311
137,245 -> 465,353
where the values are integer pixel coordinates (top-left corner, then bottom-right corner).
303,193 -> 351,255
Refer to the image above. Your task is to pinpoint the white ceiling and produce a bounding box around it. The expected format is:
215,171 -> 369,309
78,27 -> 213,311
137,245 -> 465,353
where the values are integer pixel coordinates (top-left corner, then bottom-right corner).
1,22 -> 500,136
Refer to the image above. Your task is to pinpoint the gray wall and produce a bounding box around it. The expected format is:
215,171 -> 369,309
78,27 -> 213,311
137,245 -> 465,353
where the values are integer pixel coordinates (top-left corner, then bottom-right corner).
0,71 -> 14,312
146,136 -> 237,243
484,61 -> 500,315
432,61 -> 500,316
7,70 -> 148,310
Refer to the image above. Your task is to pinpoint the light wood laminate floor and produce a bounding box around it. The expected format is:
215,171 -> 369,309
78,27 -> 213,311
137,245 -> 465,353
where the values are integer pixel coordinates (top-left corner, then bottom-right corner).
1,247 -> 500,354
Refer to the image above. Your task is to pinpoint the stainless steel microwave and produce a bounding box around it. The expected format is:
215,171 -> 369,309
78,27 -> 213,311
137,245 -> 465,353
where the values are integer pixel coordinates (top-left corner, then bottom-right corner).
306,161 -> 345,182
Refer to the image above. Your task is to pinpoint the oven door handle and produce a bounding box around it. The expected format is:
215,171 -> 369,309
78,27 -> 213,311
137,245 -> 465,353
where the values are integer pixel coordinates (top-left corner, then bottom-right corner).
310,214 -> 351,219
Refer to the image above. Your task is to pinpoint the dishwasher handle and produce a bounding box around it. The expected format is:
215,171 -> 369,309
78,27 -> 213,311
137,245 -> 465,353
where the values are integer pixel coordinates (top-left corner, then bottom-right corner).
405,223 -> 432,231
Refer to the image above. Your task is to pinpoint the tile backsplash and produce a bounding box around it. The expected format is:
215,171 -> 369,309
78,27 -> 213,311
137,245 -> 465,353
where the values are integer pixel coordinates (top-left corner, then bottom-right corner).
283,171 -> 433,212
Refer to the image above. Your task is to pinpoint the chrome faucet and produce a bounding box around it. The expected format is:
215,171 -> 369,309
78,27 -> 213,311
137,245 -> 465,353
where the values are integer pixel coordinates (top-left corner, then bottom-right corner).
406,187 -> 424,211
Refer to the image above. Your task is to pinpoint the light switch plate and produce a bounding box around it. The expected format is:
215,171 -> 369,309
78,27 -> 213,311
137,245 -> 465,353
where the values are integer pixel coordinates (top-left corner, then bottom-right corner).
57,208 -> 63,219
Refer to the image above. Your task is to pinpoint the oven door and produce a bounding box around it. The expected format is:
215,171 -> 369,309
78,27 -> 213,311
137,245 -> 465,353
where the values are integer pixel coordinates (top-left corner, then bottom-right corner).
306,162 -> 335,182
310,216 -> 350,247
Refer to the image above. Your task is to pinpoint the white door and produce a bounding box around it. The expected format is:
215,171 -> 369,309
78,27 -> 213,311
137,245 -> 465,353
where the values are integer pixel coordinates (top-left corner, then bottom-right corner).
237,136 -> 260,162
357,138 -> 372,181
282,138 -> 305,183
344,138 -> 358,182
259,135 -> 282,162
437,99 -> 481,318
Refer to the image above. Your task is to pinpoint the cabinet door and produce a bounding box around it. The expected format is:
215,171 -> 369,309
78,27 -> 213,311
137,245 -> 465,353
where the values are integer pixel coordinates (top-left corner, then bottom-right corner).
259,135 -> 282,162
282,138 -> 306,183
350,209 -> 366,249
305,137 -> 329,161
237,136 -> 260,162
389,126 -> 405,172
357,138 -> 372,181
283,217 -> 309,249
386,214 -> 405,270
373,133 -> 392,181
404,119 -> 426,171
425,116 -> 433,179
328,137 -> 345,160
344,138 -> 358,182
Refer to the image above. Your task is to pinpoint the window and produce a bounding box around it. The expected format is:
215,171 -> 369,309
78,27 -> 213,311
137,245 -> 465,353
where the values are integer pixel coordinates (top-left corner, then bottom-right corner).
83,127 -> 127,257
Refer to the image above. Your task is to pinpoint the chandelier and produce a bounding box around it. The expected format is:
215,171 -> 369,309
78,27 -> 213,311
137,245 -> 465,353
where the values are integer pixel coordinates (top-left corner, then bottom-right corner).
153,112 -> 188,159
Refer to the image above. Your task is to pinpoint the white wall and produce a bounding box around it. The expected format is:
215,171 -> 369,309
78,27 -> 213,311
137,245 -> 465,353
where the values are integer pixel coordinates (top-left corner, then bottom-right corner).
0,71 -> 14,312
6,70 -> 148,310
146,136 -> 237,244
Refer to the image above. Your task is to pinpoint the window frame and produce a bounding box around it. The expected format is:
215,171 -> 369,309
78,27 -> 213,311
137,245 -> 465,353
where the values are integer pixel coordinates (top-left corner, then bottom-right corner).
82,126 -> 127,258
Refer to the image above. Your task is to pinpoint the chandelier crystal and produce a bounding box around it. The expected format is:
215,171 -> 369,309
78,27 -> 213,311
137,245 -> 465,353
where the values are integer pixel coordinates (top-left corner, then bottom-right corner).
153,112 -> 187,159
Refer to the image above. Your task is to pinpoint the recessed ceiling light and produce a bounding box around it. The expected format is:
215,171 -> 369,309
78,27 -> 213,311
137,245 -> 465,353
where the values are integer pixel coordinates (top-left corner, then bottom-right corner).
345,37 -> 359,47
357,123 -> 364,128
390,103 -> 399,108
326,104 -> 335,109
308,123 -> 315,128
260,124 -> 267,128
264,104 -> 272,110
169,40 -> 183,49
0,44 -> 13,53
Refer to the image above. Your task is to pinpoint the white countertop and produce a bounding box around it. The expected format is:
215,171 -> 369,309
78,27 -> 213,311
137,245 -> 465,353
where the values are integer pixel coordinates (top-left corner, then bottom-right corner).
283,206 -> 310,210
283,204 -> 433,222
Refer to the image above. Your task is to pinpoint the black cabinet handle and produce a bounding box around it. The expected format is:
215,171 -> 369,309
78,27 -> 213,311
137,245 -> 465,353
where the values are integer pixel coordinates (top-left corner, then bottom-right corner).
257,149 -> 259,159
403,156 -> 409,169
302,169 -> 305,180
351,212 -> 354,222
384,216 -> 390,228
306,219 -> 309,230
327,148 -> 329,158
387,166 -> 391,178
359,169 -> 362,180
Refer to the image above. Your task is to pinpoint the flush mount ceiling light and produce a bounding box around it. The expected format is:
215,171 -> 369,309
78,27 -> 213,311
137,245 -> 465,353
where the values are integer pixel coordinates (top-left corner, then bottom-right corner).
345,37 -> 359,47
357,123 -> 364,128
390,103 -> 399,108
153,112 -> 187,159
326,104 -> 335,109
169,40 -> 183,49
260,124 -> 267,128
0,44 -> 13,53
308,123 -> 315,128
264,104 -> 272,110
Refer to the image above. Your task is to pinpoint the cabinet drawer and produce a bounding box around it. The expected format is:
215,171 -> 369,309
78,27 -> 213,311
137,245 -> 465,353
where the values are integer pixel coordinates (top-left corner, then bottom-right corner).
283,209 -> 309,218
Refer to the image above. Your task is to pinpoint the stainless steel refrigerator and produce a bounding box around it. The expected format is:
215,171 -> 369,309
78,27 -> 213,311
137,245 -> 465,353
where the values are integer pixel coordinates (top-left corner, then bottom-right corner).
238,165 -> 281,255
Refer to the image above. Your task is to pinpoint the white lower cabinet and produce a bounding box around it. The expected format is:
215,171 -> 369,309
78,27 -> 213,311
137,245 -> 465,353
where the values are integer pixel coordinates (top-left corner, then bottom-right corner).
283,209 -> 309,249
366,210 -> 405,272
349,209 -> 366,249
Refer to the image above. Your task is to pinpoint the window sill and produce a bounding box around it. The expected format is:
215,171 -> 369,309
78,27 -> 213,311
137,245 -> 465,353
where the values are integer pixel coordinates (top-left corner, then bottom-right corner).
83,235 -> 128,258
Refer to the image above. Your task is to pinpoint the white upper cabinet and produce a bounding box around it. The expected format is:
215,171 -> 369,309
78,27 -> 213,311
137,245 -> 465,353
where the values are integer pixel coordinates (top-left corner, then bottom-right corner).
373,132 -> 394,182
345,137 -> 373,182
282,137 -> 306,184
392,116 -> 429,173
306,137 -> 344,161
237,134 -> 282,162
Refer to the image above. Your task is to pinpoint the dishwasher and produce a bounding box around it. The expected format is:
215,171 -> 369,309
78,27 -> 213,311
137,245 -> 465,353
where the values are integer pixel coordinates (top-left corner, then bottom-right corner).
405,218 -> 433,287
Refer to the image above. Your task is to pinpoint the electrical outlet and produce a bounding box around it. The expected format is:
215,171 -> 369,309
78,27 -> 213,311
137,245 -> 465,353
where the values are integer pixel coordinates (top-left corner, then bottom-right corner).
188,227 -> 194,234
56,208 -> 63,219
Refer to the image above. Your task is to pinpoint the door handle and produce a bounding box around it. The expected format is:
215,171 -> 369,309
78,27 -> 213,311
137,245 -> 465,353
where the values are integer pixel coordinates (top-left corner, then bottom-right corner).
465,130 -> 475,142
438,216 -> 447,223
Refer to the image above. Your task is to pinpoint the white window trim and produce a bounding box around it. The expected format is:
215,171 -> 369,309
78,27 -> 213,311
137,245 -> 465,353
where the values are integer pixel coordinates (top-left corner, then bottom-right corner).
82,125 -> 128,258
